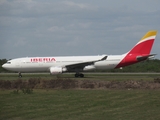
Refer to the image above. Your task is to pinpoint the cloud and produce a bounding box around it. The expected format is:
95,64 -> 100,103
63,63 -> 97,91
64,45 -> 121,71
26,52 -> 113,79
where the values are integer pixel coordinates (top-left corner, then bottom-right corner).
0,0 -> 160,59
62,1 -> 89,9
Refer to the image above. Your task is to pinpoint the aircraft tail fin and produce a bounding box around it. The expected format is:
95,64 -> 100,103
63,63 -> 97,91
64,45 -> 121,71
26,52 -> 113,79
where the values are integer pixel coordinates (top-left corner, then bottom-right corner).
115,30 -> 157,68
128,30 -> 157,55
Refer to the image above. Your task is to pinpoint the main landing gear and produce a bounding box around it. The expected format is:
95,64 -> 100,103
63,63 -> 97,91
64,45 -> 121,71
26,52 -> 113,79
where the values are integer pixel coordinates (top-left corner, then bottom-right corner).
75,73 -> 84,78
18,72 -> 22,77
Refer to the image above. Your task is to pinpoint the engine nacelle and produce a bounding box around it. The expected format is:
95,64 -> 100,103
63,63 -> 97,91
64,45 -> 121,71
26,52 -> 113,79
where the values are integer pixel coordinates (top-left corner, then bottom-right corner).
83,65 -> 96,71
50,67 -> 67,75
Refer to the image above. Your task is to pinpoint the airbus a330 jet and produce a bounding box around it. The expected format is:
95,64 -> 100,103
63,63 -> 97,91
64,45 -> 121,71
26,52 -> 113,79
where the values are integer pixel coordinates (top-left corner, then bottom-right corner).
2,30 -> 158,77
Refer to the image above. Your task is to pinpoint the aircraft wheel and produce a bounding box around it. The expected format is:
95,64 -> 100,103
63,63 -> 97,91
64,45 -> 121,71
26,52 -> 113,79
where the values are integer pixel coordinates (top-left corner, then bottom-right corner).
75,73 -> 84,78
75,73 -> 79,78
79,73 -> 84,78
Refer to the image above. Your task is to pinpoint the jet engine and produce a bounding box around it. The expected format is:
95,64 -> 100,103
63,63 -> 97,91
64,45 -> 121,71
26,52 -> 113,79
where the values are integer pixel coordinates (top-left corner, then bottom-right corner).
83,65 -> 96,71
49,67 -> 67,74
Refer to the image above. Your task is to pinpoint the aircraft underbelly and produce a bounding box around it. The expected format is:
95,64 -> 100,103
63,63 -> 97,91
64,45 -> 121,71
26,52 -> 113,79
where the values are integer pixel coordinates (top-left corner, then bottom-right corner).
94,60 -> 119,70
17,63 -> 50,72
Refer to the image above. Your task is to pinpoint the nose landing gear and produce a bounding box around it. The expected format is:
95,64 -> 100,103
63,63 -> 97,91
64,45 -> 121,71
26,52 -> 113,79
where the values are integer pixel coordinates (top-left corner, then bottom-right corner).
18,72 -> 22,77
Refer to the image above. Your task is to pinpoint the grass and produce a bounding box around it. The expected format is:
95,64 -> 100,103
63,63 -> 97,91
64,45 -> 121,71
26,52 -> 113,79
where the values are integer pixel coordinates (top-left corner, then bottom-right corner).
0,89 -> 160,120
1,73 -> 160,81
1,73 -> 160,120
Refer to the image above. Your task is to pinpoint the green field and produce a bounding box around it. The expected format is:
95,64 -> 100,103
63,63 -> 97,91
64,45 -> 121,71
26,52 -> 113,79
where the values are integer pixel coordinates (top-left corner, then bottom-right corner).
1,73 -> 160,120
1,73 -> 160,81
1,90 -> 160,120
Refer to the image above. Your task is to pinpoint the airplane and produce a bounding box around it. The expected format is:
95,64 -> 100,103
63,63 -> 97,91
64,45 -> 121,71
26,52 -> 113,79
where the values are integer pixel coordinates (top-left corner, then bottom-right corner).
2,30 -> 158,77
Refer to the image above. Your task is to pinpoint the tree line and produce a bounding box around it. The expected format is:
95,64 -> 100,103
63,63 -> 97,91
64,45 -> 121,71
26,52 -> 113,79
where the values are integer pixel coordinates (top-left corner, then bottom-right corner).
1,59 -> 160,73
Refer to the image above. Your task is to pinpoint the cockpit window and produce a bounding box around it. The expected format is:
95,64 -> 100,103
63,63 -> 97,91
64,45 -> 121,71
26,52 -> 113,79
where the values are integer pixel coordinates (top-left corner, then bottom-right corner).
7,62 -> 11,64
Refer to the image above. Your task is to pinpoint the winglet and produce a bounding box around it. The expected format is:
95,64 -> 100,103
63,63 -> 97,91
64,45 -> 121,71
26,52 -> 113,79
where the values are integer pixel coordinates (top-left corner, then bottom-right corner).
100,56 -> 107,61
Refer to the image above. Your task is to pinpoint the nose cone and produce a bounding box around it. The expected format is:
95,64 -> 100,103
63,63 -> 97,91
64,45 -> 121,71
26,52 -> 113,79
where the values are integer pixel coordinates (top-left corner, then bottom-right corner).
2,63 -> 12,71
2,62 -> 17,72
2,64 -> 7,69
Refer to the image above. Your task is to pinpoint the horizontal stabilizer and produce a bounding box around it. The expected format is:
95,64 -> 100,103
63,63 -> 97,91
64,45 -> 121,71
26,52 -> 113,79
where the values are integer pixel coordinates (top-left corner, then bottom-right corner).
136,54 -> 156,61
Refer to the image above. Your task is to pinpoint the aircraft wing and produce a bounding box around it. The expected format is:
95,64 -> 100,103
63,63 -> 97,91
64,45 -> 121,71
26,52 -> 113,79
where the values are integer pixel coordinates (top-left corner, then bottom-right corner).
65,55 -> 107,71
136,54 -> 156,61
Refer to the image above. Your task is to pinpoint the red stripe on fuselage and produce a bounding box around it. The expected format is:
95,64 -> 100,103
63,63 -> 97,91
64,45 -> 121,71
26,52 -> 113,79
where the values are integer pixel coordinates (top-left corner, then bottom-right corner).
115,39 -> 154,68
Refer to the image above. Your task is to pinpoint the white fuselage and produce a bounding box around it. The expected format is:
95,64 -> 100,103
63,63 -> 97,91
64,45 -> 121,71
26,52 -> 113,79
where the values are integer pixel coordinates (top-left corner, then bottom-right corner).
2,55 -> 125,72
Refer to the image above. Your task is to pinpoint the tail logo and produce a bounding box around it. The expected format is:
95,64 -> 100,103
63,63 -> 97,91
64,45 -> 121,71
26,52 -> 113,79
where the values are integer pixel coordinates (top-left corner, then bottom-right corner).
116,30 -> 157,68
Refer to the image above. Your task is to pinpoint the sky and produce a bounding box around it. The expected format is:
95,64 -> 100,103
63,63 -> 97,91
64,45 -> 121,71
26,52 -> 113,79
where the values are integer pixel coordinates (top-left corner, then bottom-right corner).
0,0 -> 160,59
